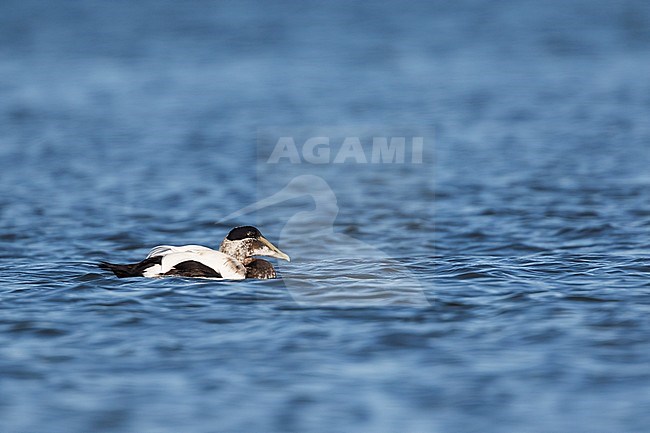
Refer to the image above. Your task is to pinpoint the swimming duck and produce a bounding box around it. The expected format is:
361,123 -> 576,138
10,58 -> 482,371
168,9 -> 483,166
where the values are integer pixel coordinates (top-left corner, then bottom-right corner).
98,226 -> 290,279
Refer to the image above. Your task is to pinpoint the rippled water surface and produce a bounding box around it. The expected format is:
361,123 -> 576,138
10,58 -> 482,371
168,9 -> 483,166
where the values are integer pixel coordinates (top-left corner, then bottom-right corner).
1,0 -> 650,432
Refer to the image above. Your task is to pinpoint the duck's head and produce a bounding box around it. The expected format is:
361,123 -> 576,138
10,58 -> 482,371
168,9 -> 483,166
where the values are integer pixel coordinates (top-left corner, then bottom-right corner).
219,226 -> 290,262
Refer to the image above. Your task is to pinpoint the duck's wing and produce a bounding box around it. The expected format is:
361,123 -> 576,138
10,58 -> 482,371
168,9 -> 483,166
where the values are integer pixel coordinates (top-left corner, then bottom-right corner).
143,250 -> 246,279
146,244 -> 214,259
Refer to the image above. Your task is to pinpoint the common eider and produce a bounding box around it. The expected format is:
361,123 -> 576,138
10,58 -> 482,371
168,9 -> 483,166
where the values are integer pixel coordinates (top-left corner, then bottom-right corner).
98,226 -> 290,279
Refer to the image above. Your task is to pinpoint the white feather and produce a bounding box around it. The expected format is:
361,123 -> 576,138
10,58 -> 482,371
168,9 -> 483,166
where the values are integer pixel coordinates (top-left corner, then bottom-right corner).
146,244 -> 214,258
144,245 -> 246,279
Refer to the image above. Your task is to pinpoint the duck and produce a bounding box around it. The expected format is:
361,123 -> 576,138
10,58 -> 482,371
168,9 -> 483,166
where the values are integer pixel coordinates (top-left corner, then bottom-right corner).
98,226 -> 290,279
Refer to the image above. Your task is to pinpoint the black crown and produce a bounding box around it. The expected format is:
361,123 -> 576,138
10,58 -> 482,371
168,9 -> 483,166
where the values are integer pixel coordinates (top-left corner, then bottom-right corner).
226,226 -> 262,241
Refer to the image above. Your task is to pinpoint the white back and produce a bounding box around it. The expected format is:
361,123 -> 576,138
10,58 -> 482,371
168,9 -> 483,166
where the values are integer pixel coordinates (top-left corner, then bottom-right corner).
144,245 -> 246,279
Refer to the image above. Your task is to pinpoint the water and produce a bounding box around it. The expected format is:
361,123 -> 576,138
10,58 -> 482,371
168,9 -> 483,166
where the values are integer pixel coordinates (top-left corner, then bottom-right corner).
1,0 -> 650,432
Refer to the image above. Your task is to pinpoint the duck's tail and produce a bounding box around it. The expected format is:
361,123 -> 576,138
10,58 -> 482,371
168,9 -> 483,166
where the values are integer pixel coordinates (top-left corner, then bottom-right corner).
98,256 -> 162,278
97,262 -> 140,278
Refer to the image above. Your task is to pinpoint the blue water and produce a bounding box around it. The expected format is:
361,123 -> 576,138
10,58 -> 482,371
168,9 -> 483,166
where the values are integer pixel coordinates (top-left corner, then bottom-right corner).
1,0 -> 650,432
